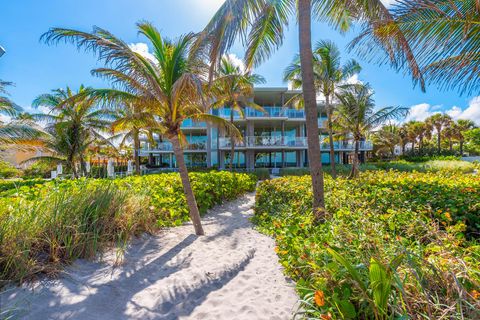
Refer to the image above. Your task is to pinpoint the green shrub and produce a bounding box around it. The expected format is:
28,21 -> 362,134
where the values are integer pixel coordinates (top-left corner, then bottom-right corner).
254,172 -> 480,319
0,160 -> 20,178
0,171 -> 256,286
0,179 -> 47,193
253,168 -> 270,180
22,161 -> 56,179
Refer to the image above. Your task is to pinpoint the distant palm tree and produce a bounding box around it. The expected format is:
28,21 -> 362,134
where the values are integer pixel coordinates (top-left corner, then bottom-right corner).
425,114 -> 452,154
42,22 -> 239,235
372,124 -> 401,157
455,119 -> 476,155
335,83 -> 409,178
197,0 -> 423,219
284,40 -> 361,178
108,102 -> 157,175
31,85 -> 114,177
211,55 -> 265,171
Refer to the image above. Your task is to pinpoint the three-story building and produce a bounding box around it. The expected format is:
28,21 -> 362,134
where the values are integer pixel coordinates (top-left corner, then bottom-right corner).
139,87 -> 373,170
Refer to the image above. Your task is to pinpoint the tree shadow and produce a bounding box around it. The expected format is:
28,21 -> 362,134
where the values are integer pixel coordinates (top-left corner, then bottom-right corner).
4,234 -> 198,319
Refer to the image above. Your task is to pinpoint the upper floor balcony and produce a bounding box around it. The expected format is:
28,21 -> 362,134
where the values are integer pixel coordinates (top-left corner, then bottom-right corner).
180,119 -> 207,129
213,106 -> 308,120
218,136 -> 373,151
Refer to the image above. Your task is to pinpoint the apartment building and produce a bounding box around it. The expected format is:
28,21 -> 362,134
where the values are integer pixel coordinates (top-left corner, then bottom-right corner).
139,87 -> 373,170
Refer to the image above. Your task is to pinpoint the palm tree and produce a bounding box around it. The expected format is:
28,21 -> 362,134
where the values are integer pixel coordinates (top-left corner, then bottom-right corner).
455,119 -> 476,155
0,81 -> 43,145
42,22 -> 239,235
31,86 -> 114,177
211,55 -> 265,171
335,83 -> 409,178
372,124 -> 400,157
197,0 -> 422,219
362,1 -> 479,96
425,114 -> 452,154
108,102 -> 157,175
284,40 -> 361,178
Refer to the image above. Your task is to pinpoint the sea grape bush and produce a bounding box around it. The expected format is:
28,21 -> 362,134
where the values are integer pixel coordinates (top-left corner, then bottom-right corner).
0,171 -> 256,285
254,172 -> 480,319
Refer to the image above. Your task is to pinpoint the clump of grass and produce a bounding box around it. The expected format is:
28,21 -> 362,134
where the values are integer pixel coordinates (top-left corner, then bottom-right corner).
0,182 -> 155,286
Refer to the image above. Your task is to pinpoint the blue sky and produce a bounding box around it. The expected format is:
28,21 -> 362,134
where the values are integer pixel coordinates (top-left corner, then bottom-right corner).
1,0 -> 479,124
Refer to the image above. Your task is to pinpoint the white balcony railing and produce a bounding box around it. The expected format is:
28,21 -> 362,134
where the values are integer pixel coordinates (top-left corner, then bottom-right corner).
218,136 -> 373,150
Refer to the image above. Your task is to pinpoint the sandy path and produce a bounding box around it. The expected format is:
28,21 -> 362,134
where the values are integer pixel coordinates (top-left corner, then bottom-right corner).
1,193 -> 299,320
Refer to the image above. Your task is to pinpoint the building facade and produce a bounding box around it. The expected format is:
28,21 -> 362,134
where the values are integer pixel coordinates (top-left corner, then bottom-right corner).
139,87 -> 373,170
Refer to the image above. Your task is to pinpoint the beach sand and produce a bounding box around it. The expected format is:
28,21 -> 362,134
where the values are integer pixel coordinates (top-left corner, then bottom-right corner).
1,193 -> 299,319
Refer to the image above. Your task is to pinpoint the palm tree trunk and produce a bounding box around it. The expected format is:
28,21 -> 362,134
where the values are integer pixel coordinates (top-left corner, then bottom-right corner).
402,143 -> 406,154
449,139 -> 453,152
171,134 -> 205,236
460,139 -> 464,155
349,139 -> 360,179
133,129 -> 141,175
437,128 -> 441,154
412,140 -> 415,152
298,0 -> 326,220
326,95 -> 336,179
229,111 -> 235,172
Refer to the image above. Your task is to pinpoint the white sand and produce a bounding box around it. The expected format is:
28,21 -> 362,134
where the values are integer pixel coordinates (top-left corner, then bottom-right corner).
0,193 -> 299,320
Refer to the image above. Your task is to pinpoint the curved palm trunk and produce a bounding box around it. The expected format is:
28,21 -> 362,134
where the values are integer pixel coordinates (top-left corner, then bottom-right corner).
133,129 -> 141,175
349,139 -> 360,179
326,95 -> 336,178
298,0 -> 326,220
171,134 -> 205,236
229,111 -> 235,172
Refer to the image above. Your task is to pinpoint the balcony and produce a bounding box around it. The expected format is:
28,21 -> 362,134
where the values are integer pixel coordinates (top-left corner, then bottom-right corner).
218,136 -> 373,150
180,119 -> 207,128
213,107 -> 306,119
139,141 -> 207,154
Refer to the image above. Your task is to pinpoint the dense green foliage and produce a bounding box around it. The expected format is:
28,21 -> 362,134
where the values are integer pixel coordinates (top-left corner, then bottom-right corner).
0,171 -> 256,286
254,172 -> 480,319
279,160 -> 477,177
0,160 -> 20,178
0,179 -> 47,192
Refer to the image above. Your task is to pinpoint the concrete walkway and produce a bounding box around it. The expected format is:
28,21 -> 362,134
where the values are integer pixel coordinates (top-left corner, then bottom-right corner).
0,193 -> 298,320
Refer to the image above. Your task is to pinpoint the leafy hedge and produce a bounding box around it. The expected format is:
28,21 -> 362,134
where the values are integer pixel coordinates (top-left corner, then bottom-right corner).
0,179 -> 47,193
0,171 -> 256,286
279,160 -> 477,177
254,172 -> 480,319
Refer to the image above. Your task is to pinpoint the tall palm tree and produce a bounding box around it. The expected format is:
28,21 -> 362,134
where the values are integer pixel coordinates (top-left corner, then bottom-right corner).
425,114 -> 452,154
31,86 -> 114,177
359,1 -> 480,96
42,22 -> 239,235
335,83 -> 409,178
197,0 -> 423,219
284,40 -> 361,178
455,119 -> 476,155
211,55 -> 265,171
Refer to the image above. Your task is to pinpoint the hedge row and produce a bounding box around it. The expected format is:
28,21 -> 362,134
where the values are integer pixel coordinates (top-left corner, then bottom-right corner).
254,172 -> 480,319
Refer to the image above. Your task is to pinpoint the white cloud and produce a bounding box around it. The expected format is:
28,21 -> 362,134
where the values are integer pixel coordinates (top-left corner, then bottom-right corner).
129,43 -> 156,62
405,103 -> 439,122
406,96 -> 480,125
224,53 -> 246,73
381,0 -> 397,7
